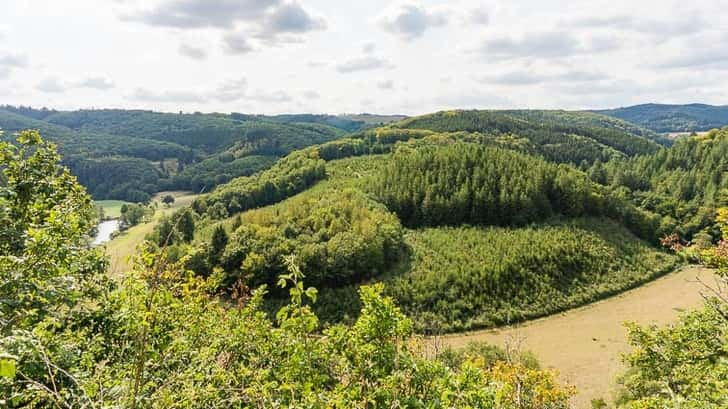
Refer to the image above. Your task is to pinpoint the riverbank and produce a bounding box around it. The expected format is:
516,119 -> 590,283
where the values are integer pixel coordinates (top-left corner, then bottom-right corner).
103,191 -> 198,278
431,265 -> 713,408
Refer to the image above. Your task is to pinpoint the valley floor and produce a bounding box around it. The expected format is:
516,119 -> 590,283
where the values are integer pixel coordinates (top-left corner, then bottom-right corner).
432,265 -> 714,409
104,191 -> 199,277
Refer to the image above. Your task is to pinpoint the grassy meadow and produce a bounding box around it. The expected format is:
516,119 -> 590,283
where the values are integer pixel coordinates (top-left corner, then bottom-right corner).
95,199 -> 132,219
103,191 -> 198,277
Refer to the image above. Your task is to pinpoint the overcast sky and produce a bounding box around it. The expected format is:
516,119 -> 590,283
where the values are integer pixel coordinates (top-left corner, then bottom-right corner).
0,0 -> 726,115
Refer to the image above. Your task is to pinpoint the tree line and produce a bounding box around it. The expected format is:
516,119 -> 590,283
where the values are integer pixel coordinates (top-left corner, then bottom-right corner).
591,127 -> 728,242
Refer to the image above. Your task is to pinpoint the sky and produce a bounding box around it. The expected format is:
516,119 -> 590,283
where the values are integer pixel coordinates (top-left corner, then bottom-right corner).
0,0 -> 726,115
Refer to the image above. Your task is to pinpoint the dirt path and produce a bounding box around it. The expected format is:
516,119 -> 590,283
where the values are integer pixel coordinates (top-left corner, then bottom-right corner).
433,266 -> 714,408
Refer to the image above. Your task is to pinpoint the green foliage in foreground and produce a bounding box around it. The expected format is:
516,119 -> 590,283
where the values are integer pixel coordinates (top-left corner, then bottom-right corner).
0,130 -> 108,330
311,219 -> 678,333
0,131 -> 575,408
617,208 -> 728,408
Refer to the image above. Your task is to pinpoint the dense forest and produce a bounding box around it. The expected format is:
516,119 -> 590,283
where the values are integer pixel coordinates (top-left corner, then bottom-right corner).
0,107 -> 353,202
373,144 -> 610,227
591,127 -> 728,241
136,124 -> 664,334
596,103 -> 728,132
394,109 -> 669,159
0,106 -> 671,203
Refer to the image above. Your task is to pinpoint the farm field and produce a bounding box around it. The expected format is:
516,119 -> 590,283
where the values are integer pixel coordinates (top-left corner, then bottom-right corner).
94,199 -> 132,219
434,265 -> 714,408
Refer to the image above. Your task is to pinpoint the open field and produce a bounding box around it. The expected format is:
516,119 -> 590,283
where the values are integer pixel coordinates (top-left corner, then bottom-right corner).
664,130 -> 711,139
103,191 -> 198,277
94,199 -> 132,219
432,265 -> 715,409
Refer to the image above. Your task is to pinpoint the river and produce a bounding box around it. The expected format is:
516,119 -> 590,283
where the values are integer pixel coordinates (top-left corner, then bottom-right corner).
93,219 -> 120,246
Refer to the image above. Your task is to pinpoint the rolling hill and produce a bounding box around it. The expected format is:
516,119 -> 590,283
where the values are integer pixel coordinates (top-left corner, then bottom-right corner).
0,107 -> 350,201
151,109 -> 682,334
595,103 -> 728,133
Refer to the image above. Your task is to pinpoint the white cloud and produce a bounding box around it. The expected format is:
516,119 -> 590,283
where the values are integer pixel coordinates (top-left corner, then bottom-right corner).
179,43 -> 208,60
77,77 -> 115,90
257,2 -> 326,41
124,0 -> 281,29
377,2 -> 448,40
132,88 -> 206,102
1,0 -> 727,114
476,31 -> 618,61
0,52 -> 28,72
215,78 -> 248,101
246,89 -> 291,103
36,77 -> 65,93
337,56 -> 394,73
302,89 -> 320,99
653,46 -> 728,69
467,6 -> 489,25
566,14 -> 705,38
377,79 -> 394,89
362,42 -> 376,54
223,33 -> 255,54
481,69 -> 608,85
123,0 -> 326,53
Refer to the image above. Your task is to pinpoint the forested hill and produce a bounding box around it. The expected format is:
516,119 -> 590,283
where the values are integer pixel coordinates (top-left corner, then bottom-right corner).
0,107 -> 350,201
43,109 -> 349,152
595,103 -> 728,133
163,107 -> 693,335
368,109 -> 666,164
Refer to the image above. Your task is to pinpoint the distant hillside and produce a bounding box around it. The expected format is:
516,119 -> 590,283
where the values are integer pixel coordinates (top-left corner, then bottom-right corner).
0,107 -> 347,201
45,109 -> 346,153
595,103 -> 728,133
339,113 -> 408,126
383,109 -> 666,163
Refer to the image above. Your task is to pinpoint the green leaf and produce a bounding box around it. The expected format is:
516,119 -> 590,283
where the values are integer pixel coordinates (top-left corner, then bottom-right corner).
0,358 -> 16,379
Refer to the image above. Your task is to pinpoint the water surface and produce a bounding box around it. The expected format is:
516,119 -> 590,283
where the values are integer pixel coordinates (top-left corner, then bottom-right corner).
93,219 -> 120,246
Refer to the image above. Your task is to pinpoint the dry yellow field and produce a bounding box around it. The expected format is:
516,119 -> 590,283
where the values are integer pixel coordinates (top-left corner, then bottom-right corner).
433,266 -> 714,409
103,191 -> 198,277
